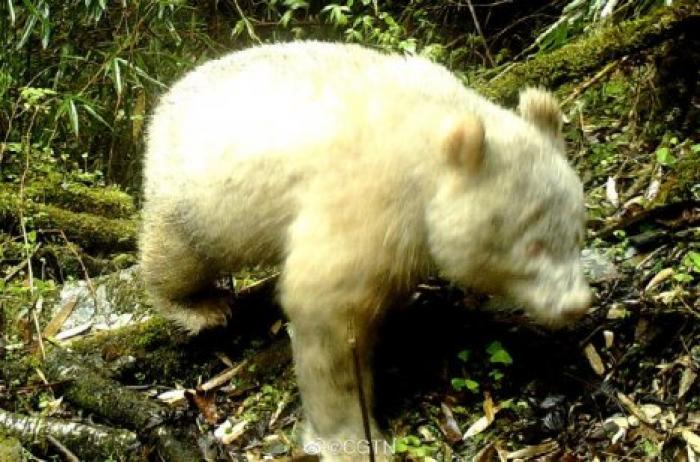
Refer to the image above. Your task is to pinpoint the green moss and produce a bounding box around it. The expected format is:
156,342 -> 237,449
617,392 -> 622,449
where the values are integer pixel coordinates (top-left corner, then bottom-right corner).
0,190 -> 137,252
67,317 -> 213,384
69,317 -> 170,356
24,173 -> 135,219
476,1 -> 699,104
654,161 -> 700,204
674,150 -> 700,196
0,435 -> 25,462
1,168 -> 135,218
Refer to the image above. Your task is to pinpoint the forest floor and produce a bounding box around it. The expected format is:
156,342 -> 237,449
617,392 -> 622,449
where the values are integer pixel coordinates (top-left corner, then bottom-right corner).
1,17 -> 699,462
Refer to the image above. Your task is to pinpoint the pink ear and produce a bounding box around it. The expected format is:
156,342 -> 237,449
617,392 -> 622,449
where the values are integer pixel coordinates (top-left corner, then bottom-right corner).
518,87 -> 563,137
444,114 -> 485,175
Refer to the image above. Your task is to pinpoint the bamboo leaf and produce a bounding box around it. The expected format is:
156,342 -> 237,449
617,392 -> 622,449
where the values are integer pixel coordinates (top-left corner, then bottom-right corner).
128,62 -> 166,89
68,98 -> 80,137
41,20 -> 50,49
81,103 -> 112,130
112,58 -> 122,96
17,13 -> 37,49
7,0 -> 15,26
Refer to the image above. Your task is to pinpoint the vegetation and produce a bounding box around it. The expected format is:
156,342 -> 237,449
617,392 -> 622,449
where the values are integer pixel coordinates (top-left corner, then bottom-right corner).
1,0 -> 698,460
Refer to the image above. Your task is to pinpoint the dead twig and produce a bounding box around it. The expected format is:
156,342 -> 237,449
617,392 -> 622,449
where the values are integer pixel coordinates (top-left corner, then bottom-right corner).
31,297 -> 46,360
561,57 -> 627,107
44,346 -> 201,462
42,297 -> 78,339
348,318 -> 375,462
47,435 -> 81,462
465,0 -> 496,67
231,0 -> 262,43
0,408 -> 139,460
59,230 -> 99,312
594,200 -> 699,239
199,359 -> 249,392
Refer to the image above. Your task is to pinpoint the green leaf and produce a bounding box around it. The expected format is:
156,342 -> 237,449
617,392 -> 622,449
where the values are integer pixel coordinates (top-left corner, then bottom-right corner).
450,378 -> 466,391
8,0 -> 16,26
404,435 -> 420,446
393,440 -> 408,453
490,350 -> 513,365
68,98 -> 80,137
17,13 -> 37,49
414,446 -> 429,457
393,435 -> 419,454
457,349 -> 471,362
111,58 -> 122,96
20,87 -> 55,105
283,0 -> 308,9
683,251 -> 700,272
81,103 -> 112,129
451,377 -> 480,393
489,369 -> 505,381
464,379 -> 479,392
40,18 -> 50,49
673,273 -> 693,283
399,39 -> 417,54
279,10 -> 293,27
127,62 -> 166,89
232,19 -> 247,38
655,147 -> 676,166
691,144 -> 700,154
321,4 -> 350,26
486,341 -> 513,365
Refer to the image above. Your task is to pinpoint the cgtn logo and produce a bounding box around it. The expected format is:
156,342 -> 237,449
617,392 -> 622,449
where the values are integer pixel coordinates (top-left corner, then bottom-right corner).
303,438 -> 394,456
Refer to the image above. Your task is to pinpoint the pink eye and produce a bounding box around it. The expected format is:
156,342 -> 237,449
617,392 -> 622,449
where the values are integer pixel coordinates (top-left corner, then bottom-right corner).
527,240 -> 545,257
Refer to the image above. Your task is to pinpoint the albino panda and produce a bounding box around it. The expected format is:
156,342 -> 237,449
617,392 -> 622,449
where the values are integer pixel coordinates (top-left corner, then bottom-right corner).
140,41 -> 591,461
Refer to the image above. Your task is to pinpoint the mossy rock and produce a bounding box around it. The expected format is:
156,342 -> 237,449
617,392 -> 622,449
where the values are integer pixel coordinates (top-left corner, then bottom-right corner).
0,435 -> 25,462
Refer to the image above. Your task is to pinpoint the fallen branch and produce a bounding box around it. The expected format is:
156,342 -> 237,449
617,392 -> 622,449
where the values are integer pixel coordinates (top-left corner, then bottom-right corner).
476,1 -> 700,103
0,190 -> 137,252
46,435 -> 80,462
0,408 -> 140,460
2,275 -> 288,460
560,57 -> 627,107
593,200 -> 699,239
465,0 -> 495,67
0,177 -> 135,220
200,359 -> 249,392
44,346 -> 202,462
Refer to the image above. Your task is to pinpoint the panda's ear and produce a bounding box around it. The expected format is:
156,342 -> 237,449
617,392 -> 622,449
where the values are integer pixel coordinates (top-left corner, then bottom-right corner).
443,114 -> 484,175
518,87 -> 563,138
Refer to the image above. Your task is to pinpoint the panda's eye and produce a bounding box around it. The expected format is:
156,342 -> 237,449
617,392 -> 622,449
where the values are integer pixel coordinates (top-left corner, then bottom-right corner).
526,240 -> 546,257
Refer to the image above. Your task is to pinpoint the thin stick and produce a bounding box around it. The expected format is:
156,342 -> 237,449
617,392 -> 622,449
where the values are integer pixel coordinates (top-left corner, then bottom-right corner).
465,0 -> 496,67
199,359 -> 248,392
47,435 -> 80,462
348,319 -> 375,462
31,298 -> 46,359
58,230 -> 99,313
231,0 -> 262,43
561,57 -> 626,107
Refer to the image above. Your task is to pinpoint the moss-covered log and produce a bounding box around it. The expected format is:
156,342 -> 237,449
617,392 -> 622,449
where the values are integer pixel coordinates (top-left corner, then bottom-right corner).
44,345 -> 202,462
1,175 -> 136,219
476,1 -> 700,104
0,435 -> 24,462
65,278 -> 289,387
0,408 -> 142,461
0,190 -> 137,252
